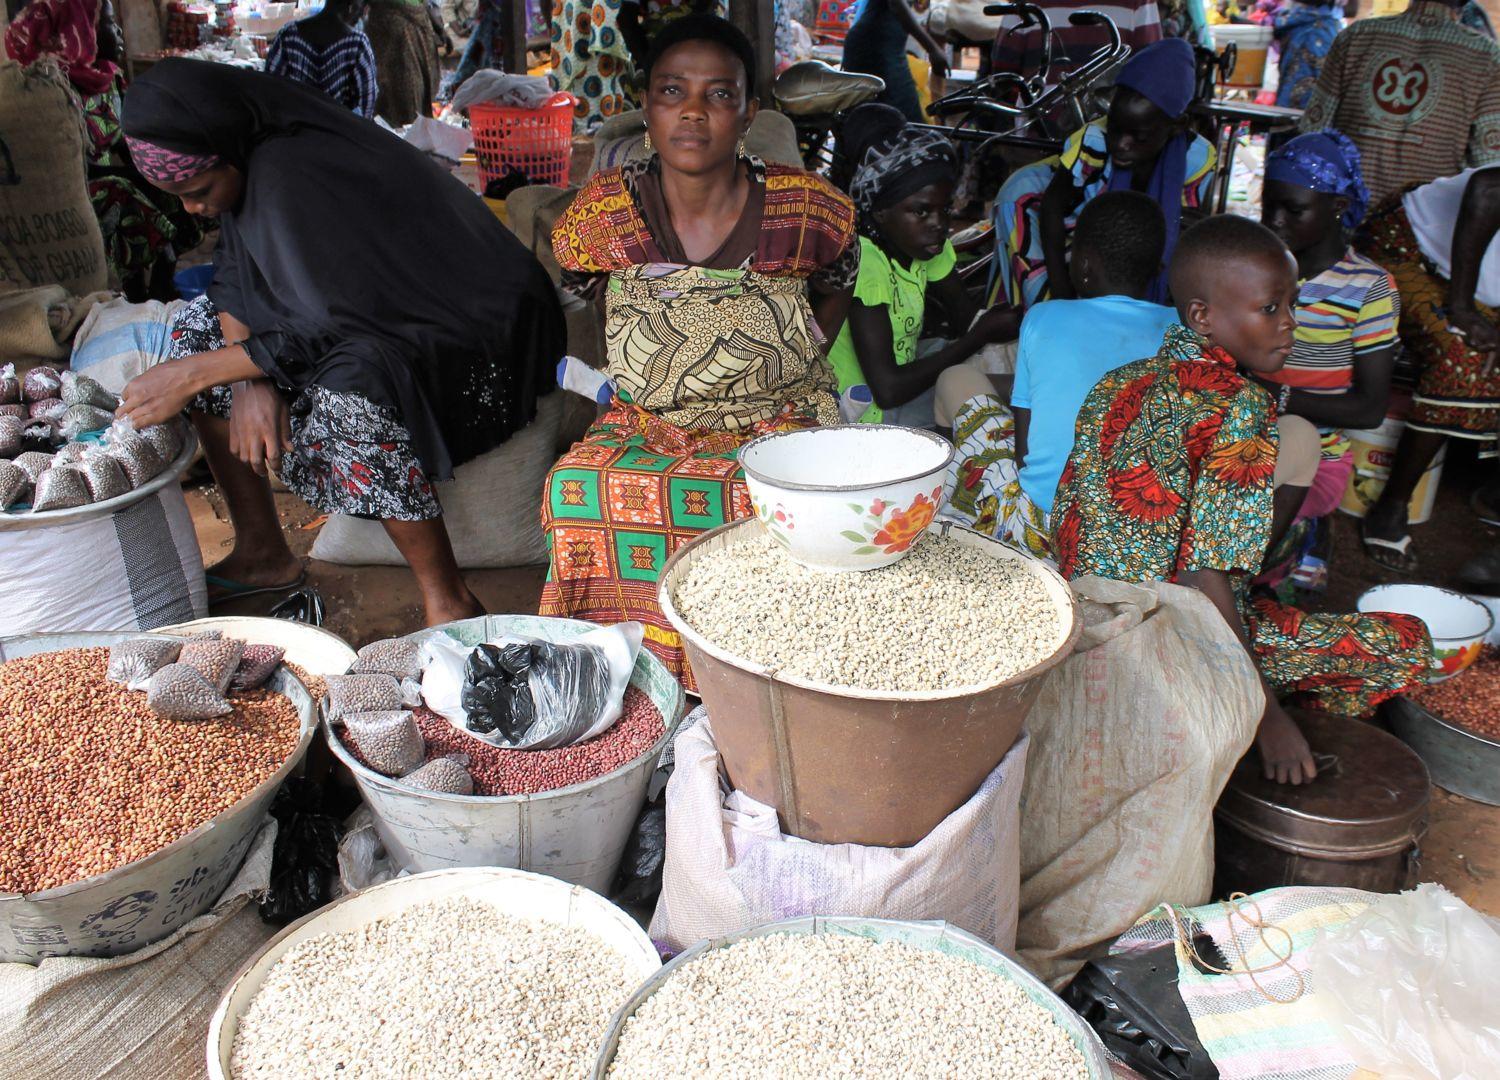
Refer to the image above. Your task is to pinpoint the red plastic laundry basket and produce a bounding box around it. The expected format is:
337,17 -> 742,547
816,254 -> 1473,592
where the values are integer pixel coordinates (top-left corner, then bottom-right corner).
468,92 -> 576,189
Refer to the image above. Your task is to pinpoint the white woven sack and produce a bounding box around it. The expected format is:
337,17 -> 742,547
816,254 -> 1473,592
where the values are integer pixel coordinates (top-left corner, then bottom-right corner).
0,482 -> 208,636
69,296 -> 186,395
1016,576 -> 1263,988
309,392 -> 562,569
0,821 -> 279,1080
650,716 -> 1026,955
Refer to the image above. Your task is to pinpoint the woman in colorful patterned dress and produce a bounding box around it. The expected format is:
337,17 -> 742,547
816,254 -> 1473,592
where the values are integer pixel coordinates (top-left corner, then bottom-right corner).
1051,215 -> 1430,784
117,60 -> 565,625
1357,167 -> 1500,571
991,38 -> 1216,310
542,16 -> 859,688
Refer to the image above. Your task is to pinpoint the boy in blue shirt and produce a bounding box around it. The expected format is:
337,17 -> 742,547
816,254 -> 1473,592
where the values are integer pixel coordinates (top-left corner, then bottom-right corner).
938,191 -> 1177,555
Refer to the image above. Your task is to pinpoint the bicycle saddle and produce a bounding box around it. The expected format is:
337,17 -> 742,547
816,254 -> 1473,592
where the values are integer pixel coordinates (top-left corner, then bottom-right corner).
773,61 -> 886,117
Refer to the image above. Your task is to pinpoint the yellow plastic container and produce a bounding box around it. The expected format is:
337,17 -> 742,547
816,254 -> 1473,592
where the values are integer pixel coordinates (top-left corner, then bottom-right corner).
1212,24 -> 1274,90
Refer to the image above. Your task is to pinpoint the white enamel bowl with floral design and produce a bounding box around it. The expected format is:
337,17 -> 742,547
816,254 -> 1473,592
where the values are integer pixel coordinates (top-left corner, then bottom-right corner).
738,425 -> 956,573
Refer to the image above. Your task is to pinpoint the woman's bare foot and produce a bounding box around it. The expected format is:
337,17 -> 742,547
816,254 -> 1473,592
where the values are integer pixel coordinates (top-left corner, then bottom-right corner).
422,586 -> 486,628
206,548 -> 304,592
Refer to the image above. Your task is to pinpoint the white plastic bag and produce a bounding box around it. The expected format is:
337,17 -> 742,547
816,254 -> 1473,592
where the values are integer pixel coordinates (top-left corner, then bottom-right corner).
651,715 -> 1027,955
1308,883 -> 1500,1080
418,623 -> 643,749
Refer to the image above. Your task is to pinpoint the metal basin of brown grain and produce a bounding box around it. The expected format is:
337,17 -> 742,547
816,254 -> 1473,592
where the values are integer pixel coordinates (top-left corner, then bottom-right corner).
658,519 -> 1081,847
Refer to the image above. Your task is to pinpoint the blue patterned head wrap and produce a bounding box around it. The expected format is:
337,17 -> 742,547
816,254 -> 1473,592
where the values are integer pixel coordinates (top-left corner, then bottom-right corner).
1265,129 -> 1370,229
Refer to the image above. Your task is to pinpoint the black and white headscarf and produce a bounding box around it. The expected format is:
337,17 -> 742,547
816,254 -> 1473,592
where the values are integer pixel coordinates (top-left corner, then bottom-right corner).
848,124 -> 958,220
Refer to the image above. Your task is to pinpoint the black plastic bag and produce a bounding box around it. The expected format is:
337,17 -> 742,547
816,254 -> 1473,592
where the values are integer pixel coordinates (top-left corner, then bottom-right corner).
611,803 -> 666,908
259,777 -> 344,926
460,638 -> 616,750
1062,937 -> 1222,1080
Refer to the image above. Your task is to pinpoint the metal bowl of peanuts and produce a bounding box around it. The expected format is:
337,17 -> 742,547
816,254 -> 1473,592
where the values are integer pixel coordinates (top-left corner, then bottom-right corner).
0,631 -> 317,964
1386,648 -> 1500,806
594,916 -> 1112,1078
208,866 -> 661,1080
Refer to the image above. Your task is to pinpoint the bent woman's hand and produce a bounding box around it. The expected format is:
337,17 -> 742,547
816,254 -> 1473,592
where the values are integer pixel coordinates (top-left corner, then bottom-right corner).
117,358 -> 205,428
228,379 -> 292,477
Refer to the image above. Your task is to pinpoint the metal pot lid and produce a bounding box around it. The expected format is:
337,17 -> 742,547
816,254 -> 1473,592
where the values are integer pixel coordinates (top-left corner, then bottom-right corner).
1216,710 -> 1431,857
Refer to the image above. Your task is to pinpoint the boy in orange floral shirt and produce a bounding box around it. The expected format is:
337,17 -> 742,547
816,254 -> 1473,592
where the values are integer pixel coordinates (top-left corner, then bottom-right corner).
1052,216 -> 1431,784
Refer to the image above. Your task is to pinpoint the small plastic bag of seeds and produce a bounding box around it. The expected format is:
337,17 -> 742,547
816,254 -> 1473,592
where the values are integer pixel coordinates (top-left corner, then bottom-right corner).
180,637 -> 245,695
326,673 -> 403,723
107,636 -> 183,688
59,403 -> 114,440
28,398 -> 65,422
352,637 -> 422,680
399,755 -> 473,795
106,429 -> 165,487
140,422 -> 182,462
231,643 -> 285,691
77,446 -> 131,503
12,450 -> 52,482
21,366 -> 60,404
52,441 -> 88,466
0,461 -> 30,509
0,363 -> 17,405
0,415 -> 21,458
31,464 -> 90,512
0,403 -> 24,419
345,710 -> 426,777
59,370 -> 118,410
169,628 -> 223,641
147,662 -> 234,720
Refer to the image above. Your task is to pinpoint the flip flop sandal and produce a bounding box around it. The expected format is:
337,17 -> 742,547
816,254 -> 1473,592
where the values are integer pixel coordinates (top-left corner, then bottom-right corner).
1360,526 -> 1418,573
205,571 -> 307,602
1471,487 -> 1500,528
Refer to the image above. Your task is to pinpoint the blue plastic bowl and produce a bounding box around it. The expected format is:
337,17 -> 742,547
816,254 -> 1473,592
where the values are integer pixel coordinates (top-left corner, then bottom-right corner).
174,263 -> 215,301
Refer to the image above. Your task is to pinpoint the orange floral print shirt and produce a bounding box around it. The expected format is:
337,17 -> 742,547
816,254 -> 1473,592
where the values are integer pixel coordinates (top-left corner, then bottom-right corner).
1051,324 -> 1279,583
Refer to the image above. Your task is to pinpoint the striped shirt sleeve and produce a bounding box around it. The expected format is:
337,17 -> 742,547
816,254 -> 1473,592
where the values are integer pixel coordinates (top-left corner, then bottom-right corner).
1352,270 -> 1399,355
354,37 -> 378,118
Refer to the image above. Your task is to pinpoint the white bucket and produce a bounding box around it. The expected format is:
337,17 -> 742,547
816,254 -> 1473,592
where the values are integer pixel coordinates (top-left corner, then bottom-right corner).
1212,24 -> 1274,89
208,867 -> 661,1080
0,631 -> 317,963
324,614 -> 686,895
1339,410 -> 1446,525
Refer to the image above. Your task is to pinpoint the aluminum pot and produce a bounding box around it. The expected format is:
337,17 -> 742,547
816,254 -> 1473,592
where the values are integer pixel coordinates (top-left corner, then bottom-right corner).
0,631 -> 317,963
324,614 -> 686,895
1213,710 -> 1430,896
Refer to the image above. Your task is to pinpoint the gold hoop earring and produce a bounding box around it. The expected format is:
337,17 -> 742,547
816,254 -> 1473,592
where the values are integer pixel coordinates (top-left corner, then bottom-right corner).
643,131 -> 653,153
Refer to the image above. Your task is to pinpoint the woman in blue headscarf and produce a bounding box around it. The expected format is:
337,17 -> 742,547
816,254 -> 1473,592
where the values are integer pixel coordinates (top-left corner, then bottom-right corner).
1256,130 -> 1398,573
991,37 -> 1217,309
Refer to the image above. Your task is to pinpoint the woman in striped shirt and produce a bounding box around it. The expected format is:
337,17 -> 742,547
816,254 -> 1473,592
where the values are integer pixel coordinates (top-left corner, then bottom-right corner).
266,0 -> 378,118
1259,131 -> 1397,559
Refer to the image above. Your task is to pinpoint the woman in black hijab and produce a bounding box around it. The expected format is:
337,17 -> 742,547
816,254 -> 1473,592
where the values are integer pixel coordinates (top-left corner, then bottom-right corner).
118,58 -> 564,625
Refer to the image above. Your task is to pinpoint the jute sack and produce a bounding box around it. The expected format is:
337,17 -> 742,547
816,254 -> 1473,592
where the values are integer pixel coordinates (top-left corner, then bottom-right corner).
0,59 -> 108,296
651,713 -> 1027,955
0,821 -> 279,1080
1016,576 -> 1262,988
